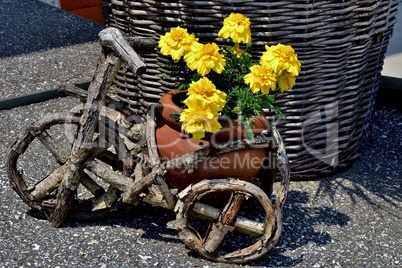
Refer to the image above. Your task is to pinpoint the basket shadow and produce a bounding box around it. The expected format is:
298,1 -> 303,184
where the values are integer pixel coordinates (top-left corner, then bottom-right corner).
247,190 -> 349,267
310,105 -> 402,218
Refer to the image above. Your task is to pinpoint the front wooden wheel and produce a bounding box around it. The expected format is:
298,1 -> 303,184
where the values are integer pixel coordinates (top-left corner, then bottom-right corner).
174,178 -> 281,263
6,112 -> 125,224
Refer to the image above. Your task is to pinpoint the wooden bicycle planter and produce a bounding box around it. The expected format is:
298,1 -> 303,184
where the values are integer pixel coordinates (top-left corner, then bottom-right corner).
6,28 -> 290,264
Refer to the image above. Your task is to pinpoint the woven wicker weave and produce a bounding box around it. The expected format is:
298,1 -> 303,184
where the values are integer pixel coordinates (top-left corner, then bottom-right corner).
102,0 -> 399,179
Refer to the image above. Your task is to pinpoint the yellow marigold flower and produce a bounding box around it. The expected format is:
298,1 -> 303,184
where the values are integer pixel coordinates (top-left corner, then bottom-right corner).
244,65 -> 277,95
260,43 -> 301,77
218,13 -> 251,44
179,98 -> 222,140
158,26 -> 197,60
185,77 -> 227,112
277,71 -> 296,92
226,43 -> 251,58
184,42 -> 226,76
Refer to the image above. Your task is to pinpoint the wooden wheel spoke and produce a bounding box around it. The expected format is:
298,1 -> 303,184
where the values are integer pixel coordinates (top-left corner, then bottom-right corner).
28,163 -> 69,201
203,192 -> 246,253
191,202 -> 265,237
34,130 -> 70,165
219,192 -> 247,225
175,179 -> 280,263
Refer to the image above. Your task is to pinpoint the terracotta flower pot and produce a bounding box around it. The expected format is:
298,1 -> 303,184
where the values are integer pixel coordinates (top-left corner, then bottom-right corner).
155,90 -> 268,191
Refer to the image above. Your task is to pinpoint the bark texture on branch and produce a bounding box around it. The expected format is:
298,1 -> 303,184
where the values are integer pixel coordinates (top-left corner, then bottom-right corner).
99,28 -> 147,76
174,178 -> 276,263
6,27 -> 290,263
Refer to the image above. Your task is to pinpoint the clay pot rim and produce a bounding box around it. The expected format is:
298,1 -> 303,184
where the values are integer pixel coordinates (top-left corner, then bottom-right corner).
157,90 -> 186,131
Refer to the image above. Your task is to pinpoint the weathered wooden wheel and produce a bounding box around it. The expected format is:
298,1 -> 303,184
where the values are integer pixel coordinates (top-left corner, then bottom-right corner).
174,178 -> 282,263
6,111 -> 128,223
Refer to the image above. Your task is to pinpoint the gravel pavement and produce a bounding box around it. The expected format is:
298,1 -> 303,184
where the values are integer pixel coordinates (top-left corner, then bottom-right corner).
1,99 -> 401,268
1,1 -> 401,267
0,0 -> 102,99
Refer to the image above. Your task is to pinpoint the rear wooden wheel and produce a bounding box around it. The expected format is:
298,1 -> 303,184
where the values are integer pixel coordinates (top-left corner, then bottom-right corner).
174,178 -> 282,263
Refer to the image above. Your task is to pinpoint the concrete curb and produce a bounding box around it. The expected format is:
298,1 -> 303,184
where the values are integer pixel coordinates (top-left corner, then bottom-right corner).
0,82 -> 89,111
0,90 -> 66,111
377,78 -> 402,109
380,75 -> 402,91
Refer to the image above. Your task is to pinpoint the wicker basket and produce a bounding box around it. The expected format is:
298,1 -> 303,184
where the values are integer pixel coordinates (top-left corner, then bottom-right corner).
101,0 -> 399,179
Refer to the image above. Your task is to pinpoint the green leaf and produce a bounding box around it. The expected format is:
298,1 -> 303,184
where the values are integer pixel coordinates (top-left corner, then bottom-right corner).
274,105 -> 286,119
169,112 -> 181,121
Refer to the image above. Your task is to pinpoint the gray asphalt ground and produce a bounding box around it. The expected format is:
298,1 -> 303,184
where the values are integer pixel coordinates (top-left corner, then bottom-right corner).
1,1 -> 401,267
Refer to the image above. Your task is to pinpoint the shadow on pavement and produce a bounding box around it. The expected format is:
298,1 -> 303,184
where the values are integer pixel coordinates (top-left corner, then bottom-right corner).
312,104 -> 402,218
26,189 -> 350,267
0,0 -> 103,58
251,190 -> 349,267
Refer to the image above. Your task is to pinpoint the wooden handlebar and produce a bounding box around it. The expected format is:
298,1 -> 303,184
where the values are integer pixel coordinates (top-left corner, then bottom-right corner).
98,27 -> 148,76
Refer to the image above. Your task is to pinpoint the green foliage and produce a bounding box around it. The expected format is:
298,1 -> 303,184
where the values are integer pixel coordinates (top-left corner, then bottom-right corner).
164,44 -> 286,140
205,46 -> 282,122
203,46 -> 283,139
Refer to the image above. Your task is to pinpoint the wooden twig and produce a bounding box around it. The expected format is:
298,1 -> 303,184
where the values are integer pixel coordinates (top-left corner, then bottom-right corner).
163,130 -> 275,173
85,159 -> 134,193
271,124 -> 290,207
80,173 -> 106,198
29,164 -> 67,201
203,192 -> 245,253
121,164 -> 154,206
35,131 -> 69,165
58,83 -> 136,119
51,182 -> 76,227
99,28 -> 147,76
51,51 -> 123,227
190,201 -> 264,237
126,36 -> 157,51
92,186 -> 120,211
145,109 -> 176,210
